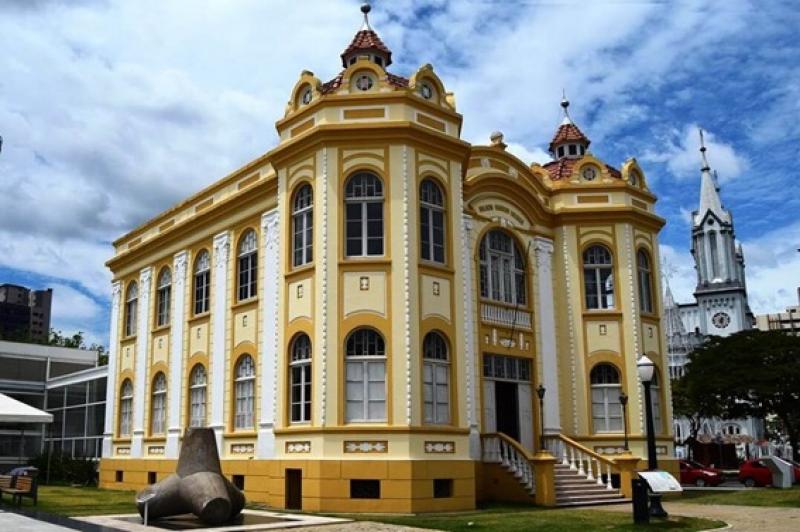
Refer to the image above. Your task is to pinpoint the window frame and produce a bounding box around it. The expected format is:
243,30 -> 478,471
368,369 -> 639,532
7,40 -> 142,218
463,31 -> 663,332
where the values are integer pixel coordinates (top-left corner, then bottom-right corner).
583,244 -> 615,310
590,363 -> 623,433
124,282 -> 138,337
422,332 -> 450,425
292,184 -> 314,267
344,172 -> 385,258
150,372 -> 167,435
637,249 -> 654,314
156,268 -> 171,328
237,230 -> 258,301
233,354 -> 256,430
419,178 -> 446,264
118,379 -> 133,437
479,230 -> 527,306
188,364 -> 207,428
193,250 -> 211,315
289,334 -> 312,424
345,329 -> 387,423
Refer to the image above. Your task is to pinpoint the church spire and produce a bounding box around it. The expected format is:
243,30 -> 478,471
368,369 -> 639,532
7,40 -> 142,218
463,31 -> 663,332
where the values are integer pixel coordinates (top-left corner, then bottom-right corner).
694,128 -> 730,225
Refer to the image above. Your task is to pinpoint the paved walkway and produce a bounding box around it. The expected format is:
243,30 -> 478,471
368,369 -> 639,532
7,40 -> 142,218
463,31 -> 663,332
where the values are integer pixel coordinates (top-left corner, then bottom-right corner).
0,509 -> 72,531
593,501 -> 800,531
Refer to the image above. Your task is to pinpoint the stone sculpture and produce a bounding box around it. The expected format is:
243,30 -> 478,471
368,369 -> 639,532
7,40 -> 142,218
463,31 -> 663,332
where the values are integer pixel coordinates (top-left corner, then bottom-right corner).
135,428 -> 245,525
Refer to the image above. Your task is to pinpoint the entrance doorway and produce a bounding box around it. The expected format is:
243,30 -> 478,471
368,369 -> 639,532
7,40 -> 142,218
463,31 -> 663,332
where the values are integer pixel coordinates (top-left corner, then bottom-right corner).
495,380 -> 520,441
285,469 -> 302,510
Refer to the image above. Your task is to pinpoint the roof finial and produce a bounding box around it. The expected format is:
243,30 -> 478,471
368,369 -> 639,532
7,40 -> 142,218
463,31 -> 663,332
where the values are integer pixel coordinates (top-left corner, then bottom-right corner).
699,127 -> 711,172
360,2 -> 372,30
560,89 -> 572,125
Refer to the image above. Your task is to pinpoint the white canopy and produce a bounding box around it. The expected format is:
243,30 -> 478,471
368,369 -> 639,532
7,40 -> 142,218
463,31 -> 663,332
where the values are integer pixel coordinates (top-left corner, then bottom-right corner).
0,392 -> 52,423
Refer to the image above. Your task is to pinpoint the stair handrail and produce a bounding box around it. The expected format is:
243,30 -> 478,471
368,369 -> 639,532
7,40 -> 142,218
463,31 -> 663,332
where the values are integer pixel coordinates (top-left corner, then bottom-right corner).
482,432 -> 535,461
480,432 -> 536,494
544,433 -> 618,490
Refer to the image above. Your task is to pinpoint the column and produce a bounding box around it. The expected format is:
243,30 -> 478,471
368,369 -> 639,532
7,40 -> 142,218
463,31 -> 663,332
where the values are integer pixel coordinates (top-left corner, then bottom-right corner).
461,214 -> 481,459
257,209 -> 280,458
101,280 -> 123,458
534,237 -> 561,435
131,267 -> 153,458
210,231 -> 230,453
166,250 -> 189,458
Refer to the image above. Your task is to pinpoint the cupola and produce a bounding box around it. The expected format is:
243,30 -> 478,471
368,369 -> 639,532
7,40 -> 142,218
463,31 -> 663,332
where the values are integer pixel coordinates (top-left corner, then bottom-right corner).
549,94 -> 590,160
341,3 -> 392,69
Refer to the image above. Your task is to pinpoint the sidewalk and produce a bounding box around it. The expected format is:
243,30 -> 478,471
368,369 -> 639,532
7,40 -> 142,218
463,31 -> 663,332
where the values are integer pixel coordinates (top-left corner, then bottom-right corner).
0,509 -> 73,531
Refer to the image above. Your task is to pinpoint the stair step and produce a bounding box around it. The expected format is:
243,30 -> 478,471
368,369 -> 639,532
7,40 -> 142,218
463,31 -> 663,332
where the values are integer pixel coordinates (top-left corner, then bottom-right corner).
556,498 -> 629,508
557,492 -> 624,502
557,486 -> 616,494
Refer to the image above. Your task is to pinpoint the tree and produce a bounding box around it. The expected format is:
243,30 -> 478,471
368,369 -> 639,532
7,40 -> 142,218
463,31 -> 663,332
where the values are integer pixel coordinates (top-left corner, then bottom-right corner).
49,329 -> 107,366
679,330 -> 800,461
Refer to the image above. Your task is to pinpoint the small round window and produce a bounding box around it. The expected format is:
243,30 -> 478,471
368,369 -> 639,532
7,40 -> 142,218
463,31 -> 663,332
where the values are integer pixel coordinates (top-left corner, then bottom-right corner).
420,82 -> 433,100
355,74 -> 374,91
301,87 -> 313,105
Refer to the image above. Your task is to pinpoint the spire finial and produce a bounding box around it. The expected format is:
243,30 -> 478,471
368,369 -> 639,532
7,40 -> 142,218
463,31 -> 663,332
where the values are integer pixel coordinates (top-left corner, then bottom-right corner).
360,2 -> 372,30
560,89 -> 572,125
699,127 -> 711,172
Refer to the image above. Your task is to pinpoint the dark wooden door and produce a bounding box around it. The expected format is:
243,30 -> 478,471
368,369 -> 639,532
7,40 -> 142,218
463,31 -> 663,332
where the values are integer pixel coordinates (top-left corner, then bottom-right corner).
285,468 -> 302,510
495,381 -> 519,441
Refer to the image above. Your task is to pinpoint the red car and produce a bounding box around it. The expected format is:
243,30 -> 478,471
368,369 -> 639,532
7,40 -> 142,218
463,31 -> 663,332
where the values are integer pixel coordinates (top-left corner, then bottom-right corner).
679,460 -> 724,487
739,459 -> 772,487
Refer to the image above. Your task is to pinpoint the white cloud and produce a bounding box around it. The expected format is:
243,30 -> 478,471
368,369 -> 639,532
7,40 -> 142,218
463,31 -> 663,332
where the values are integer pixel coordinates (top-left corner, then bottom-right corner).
50,283 -> 102,323
658,244 -> 698,305
641,124 -> 749,183
505,142 -> 551,166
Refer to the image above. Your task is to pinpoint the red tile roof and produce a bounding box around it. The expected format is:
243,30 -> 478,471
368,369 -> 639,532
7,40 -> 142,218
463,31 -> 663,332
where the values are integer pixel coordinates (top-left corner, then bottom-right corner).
341,30 -> 392,67
320,70 -> 408,95
549,123 -> 590,152
542,158 -> 622,181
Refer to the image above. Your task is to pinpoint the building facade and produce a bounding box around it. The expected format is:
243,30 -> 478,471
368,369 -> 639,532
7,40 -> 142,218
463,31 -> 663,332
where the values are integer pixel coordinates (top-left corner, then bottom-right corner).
100,6 -> 674,512
0,284 -> 52,343
755,292 -> 800,335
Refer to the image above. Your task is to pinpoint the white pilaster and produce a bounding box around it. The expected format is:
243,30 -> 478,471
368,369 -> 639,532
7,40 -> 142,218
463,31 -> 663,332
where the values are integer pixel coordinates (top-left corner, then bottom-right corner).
534,237 -> 561,435
102,280 -> 123,458
132,267 -> 153,458
257,209 -> 279,458
210,231 -> 230,453
166,250 -> 189,458
461,214 -> 481,459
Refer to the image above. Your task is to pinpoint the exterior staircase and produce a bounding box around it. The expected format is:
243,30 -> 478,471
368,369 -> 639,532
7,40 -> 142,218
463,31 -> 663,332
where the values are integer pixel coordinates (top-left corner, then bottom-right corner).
554,463 -> 627,507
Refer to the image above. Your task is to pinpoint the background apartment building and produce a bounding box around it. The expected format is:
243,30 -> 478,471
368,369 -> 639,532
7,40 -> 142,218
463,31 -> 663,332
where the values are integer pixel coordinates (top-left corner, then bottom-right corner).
0,283 -> 53,343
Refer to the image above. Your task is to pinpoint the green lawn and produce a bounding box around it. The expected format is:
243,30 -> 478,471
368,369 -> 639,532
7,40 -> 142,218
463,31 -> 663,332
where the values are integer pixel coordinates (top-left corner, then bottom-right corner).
667,486 -> 800,508
5,485 -> 138,516
348,503 -> 726,532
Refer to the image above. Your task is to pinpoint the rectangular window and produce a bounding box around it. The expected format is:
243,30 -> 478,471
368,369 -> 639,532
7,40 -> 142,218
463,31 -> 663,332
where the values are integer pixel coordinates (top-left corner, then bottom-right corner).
423,362 -> 450,424
290,363 -> 312,423
345,360 -> 386,422
350,479 -> 380,499
194,271 -> 210,314
433,479 -> 453,498
420,206 -> 431,261
345,203 -> 363,256
148,472 -> 157,485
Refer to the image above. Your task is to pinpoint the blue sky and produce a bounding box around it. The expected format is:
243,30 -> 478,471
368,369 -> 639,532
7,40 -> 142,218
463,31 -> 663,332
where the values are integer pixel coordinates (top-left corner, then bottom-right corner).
0,0 -> 798,346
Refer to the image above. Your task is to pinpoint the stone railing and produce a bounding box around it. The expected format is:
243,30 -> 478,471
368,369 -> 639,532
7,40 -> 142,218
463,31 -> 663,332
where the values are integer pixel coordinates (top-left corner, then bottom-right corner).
481,432 -> 535,494
544,434 -> 617,490
480,303 -> 532,330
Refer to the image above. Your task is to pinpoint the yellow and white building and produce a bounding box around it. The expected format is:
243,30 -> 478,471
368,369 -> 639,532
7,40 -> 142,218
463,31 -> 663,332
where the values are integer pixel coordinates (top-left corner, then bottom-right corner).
100,5 -> 674,513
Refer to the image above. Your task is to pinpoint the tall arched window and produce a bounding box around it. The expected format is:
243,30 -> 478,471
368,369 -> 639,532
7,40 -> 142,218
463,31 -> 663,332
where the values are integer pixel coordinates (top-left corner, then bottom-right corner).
344,172 -> 384,257
479,230 -> 527,305
583,245 -> 614,309
234,355 -> 256,430
650,371 -> 662,434
290,334 -> 312,423
590,364 -> 623,433
189,364 -> 207,428
124,282 -> 138,337
118,379 -> 133,437
292,185 -> 313,267
238,230 -> 258,301
422,332 -> 450,424
420,179 -> 445,263
156,268 -> 171,327
150,372 -> 167,435
194,250 -> 210,315
637,249 -> 654,313
345,329 -> 386,422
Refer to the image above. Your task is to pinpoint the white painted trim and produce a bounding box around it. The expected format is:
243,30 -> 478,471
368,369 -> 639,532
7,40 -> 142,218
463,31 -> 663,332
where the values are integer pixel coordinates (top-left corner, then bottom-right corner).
102,281 -> 122,458
210,231 -> 230,453
461,214 -> 480,459
534,237 -> 561,435
257,209 -> 279,458
166,250 -> 188,458
132,267 -> 153,458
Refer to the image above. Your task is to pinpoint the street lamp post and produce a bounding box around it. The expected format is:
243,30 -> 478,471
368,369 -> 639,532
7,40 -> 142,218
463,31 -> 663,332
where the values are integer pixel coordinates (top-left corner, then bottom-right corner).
637,354 -> 667,518
536,384 -> 546,453
619,392 -> 629,452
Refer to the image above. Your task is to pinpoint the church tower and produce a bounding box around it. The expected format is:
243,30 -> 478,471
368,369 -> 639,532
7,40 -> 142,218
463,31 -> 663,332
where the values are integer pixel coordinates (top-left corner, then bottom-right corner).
689,129 -> 753,336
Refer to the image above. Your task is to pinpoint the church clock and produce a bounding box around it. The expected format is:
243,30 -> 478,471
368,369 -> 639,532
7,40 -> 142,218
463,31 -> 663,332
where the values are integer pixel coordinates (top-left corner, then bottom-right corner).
712,312 -> 730,329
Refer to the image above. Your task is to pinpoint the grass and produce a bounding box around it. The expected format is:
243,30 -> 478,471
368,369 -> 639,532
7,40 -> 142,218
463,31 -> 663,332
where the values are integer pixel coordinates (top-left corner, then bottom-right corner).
345,503 -> 726,532
4,485 -> 138,516
667,486 -> 800,508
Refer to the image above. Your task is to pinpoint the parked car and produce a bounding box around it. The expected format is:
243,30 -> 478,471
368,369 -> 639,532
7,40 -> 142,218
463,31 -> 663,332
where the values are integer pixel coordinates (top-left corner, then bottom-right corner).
739,459 -> 772,487
679,460 -> 724,487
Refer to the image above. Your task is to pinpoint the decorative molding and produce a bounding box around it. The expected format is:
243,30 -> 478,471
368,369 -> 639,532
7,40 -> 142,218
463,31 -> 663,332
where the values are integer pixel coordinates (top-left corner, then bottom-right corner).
402,145 -> 412,424
174,250 -> 188,280
424,441 -> 455,454
103,280 -> 123,458
111,280 -> 122,306
147,446 -> 165,456
593,446 -> 627,455
561,227 -> 579,434
257,208 -> 279,459
212,231 -> 230,268
210,231 -> 230,446
166,249 -> 189,459
230,443 -> 255,455
285,441 -> 312,453
626,225 -> 644,433
344,440 -> 388,453
132,266 -> 153,458
461,213 -> 479,457
319,148 -> 329,426
116,447 -> 130,456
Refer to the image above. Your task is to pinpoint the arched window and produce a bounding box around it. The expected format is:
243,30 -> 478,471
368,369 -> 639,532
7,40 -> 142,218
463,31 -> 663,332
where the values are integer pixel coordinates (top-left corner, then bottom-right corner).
422,332 -> 450,424
118,379 -> 133,437
590,364 -> 623,433
234,355 -> 256,430
420,179 -> 445,263
124,282 -> 138,337
150,372 -> 167,435
238,230 -> 258,301
156,268 -> 171,327
479,230 -> 527,305
292,185 -> 313,267
194,250 -> 211,315
189,364 -> 207,428
637,249 -> 654,313
650,371 -> 662,435
344,172 -> 384,257
583,245 -> 614,309
345,329 -> 386,422
290,334 -> 312,423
